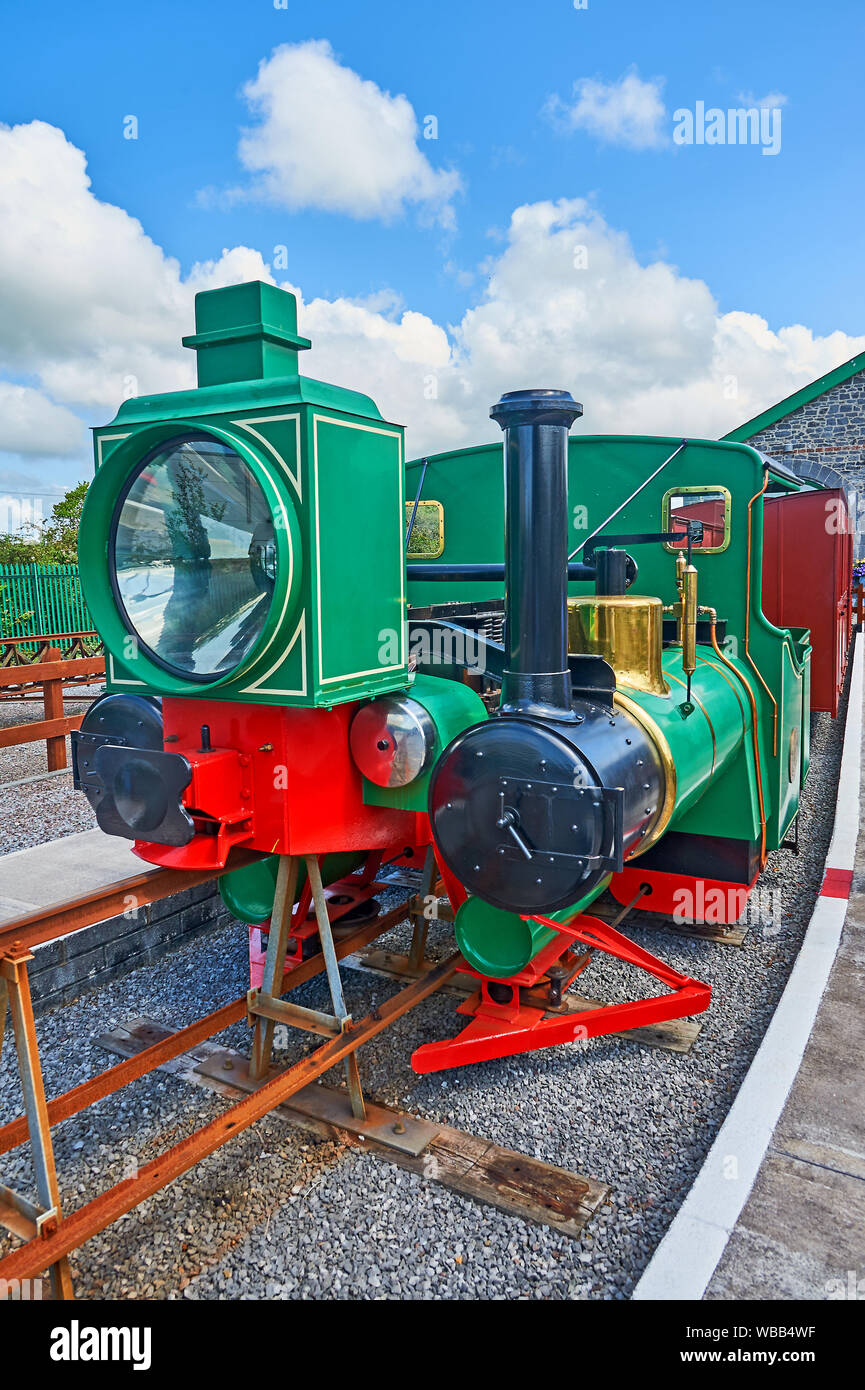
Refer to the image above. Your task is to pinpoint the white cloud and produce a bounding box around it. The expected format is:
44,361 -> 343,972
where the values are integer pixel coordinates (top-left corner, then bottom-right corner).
0,382 -> 85,456
738,90 -> 788,110
288,284 -> 465,447
294,197 -> 865,451
0,120 -> 273,445
0,122 -> 861,476
546,68 -> 667,150
221,41 -> 460,225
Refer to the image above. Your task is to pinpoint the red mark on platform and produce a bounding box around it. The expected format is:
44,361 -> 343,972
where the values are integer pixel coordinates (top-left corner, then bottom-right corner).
821,868 -> 854,899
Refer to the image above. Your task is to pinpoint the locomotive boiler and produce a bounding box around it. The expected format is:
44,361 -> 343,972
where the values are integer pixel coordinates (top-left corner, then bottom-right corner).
423,391 -> 751,978
71,278 -> 847,1075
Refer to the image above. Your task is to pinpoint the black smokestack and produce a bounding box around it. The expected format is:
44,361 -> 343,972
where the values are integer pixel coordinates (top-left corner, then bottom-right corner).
490,388 -> 582,719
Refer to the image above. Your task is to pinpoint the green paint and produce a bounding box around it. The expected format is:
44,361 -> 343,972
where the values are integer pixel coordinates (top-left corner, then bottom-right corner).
182,281 -> 312,389
455,878 -> 611,978
628,646 -> 763,843
313,416 -> 405,694
219,850 -> 366,924
404,445 -> 504,611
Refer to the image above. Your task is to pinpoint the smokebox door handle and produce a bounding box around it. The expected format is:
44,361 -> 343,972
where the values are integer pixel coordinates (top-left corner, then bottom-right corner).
496,797 -> 534,861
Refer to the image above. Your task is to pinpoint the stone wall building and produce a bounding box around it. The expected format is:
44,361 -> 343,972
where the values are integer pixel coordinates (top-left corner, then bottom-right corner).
723,352 -> 865,550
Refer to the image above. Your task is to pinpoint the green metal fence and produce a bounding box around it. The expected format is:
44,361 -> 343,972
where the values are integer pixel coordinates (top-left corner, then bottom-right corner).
0,563 -> 93,641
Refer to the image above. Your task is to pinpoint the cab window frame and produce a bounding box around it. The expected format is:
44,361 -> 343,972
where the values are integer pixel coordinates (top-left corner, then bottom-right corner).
662,484 -> 732,555
405,499 -> 445,559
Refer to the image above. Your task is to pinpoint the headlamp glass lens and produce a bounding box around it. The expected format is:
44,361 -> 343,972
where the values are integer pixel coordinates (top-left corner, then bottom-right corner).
112,437 -> 276,679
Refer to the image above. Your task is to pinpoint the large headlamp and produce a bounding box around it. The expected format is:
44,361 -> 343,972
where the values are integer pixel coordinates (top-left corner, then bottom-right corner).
79,421 -> 302,695
109,435 -> 277,682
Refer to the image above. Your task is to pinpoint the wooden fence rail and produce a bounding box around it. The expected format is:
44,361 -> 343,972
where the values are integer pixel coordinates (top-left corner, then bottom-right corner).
0,641 -> 105,771
0,629 -> 103,665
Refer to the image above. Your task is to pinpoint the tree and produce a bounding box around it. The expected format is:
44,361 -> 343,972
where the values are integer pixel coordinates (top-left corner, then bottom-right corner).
0,481 -> 89,564
164,461 -> 212,563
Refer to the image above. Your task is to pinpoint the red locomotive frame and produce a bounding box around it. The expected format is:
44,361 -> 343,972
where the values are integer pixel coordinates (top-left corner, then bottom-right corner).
133,697 -> 432,872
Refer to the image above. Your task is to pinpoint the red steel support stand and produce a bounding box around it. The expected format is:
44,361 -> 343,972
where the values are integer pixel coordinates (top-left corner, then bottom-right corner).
411,911 -> 710,1073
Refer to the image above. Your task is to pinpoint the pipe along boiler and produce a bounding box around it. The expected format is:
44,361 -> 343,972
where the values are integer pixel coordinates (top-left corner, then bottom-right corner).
71,278 -> 826,1072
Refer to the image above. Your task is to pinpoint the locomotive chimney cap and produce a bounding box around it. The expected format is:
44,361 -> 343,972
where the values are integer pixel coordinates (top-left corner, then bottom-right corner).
490,388 -> 583,430
182,280 -> 312,388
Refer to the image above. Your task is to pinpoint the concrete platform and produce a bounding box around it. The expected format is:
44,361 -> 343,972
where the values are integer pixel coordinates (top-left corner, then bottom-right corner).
0,829 -> 232,1010
705,715 -> 865,1300
635,635 -> 865,1301
0,828 -> 144,926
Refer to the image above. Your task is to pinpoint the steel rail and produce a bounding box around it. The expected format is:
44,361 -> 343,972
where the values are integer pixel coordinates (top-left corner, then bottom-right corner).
0,952 -> 460,1284
0,997 -> 245,1158
0,898 -> 414,1157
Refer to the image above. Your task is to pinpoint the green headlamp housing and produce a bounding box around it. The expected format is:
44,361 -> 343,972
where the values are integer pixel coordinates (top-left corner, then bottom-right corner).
80,280 -> 409,707
80,420 -> 302,698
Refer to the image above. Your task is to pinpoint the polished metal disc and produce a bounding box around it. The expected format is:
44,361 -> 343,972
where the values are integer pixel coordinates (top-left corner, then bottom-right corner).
350,694 -> 437,788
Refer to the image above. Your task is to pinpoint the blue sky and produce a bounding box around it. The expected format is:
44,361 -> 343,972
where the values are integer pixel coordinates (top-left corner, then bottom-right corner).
0,0 -> 862,514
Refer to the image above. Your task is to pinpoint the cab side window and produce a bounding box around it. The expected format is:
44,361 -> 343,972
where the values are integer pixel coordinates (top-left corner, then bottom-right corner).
406,500 -> 444,558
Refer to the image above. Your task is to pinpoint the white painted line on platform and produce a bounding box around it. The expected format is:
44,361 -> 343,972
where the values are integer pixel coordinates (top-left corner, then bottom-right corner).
633,632 -> 863,1301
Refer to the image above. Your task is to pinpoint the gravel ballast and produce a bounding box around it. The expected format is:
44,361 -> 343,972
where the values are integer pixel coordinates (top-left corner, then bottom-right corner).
0,691 -> 101,852
0,690 -> 848,1300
